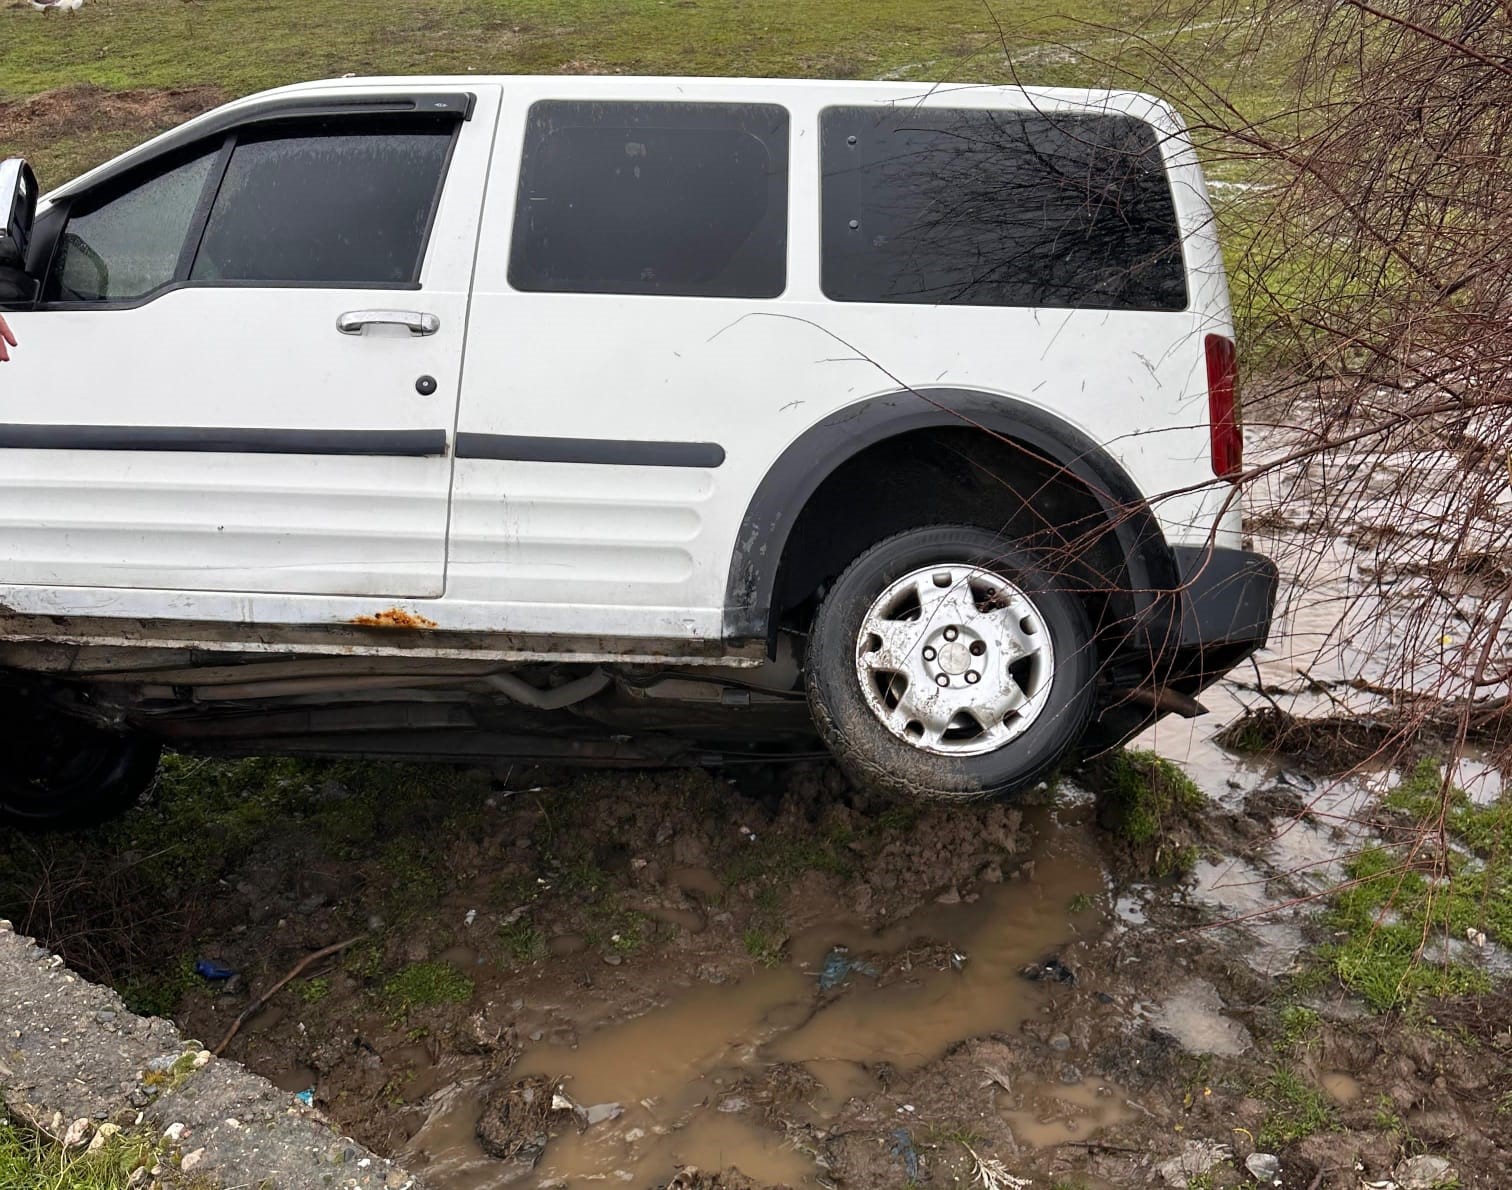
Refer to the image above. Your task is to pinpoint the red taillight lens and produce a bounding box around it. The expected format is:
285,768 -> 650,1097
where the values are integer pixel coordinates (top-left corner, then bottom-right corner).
1205,333 -> 1241,479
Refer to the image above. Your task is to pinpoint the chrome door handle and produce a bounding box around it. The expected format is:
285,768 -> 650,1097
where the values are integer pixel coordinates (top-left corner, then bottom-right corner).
337,309 -> 441,337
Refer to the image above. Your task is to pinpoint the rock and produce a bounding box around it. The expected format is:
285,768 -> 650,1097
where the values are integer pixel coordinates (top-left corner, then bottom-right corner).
1049,1033 -> 1071,1051
61,1118 -> 91,1149
584,1102 -> 623,1125
1395,1155 -> 1457,1190
1057,1064 -> 1082,1085
180,1148 -> 206,1173
163,1122 -> 187,1143
1244,1152 -> 1281,1185
716,1096 -> 749,1113
1157,1139 -> 1232,1188
86,1122 -> 121,1152
603,953 -> 622,966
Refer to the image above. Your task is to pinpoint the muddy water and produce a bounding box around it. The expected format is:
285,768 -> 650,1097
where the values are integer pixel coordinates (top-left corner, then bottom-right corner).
407,807 -> 1106,1188
1001,1077 -> 1133,1146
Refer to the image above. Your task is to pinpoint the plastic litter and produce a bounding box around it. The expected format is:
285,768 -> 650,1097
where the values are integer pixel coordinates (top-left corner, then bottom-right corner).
1245,1152 -> 1282,1186
194,959 -> 236,981
293,1089 -> 314,1107
889,1129 -> 920,1181
1020,955 -> 1076,984
818,947 -> 878,990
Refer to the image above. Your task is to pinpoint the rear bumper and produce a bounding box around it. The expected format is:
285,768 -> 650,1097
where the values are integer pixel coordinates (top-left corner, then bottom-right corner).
1084,544 -> 1278,753
1168,544 -> 1279,680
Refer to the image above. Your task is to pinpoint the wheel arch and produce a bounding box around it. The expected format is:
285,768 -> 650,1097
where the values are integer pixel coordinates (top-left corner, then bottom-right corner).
723,388 -> 1182,654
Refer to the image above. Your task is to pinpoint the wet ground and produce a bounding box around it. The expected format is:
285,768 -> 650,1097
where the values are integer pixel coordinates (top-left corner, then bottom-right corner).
2,419 -> 1509,1187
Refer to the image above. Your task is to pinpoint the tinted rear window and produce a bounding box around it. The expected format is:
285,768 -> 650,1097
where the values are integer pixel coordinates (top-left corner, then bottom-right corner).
509,100 -> 789,298
821,107 -> 1187,310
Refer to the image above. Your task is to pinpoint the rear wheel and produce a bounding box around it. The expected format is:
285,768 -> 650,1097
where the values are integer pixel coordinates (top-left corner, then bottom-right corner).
0,700 -> 160,831
805,525 -> 1096,800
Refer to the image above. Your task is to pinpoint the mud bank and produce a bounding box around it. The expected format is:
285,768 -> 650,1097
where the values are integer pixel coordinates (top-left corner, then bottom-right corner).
0,745 -> 1500,1188
0,918 -> 424,1189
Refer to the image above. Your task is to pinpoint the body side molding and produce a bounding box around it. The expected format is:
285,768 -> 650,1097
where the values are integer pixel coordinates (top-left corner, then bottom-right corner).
0,425 -> 448,457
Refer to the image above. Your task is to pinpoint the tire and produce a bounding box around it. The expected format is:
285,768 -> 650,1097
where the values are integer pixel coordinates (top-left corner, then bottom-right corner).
805,525 -> 1096,800
0,702 -> 161,831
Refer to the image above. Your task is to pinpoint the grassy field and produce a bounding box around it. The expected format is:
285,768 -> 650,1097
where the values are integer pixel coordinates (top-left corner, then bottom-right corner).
0,0 -> 1284,183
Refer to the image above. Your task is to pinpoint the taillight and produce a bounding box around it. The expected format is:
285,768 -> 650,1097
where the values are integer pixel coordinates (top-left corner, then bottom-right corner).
1205,333 -> 1241,479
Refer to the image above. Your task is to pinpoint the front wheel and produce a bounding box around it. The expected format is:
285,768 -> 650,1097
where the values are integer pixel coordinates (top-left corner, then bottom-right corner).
805,525 -> 1096,800
0,701 -> 161,831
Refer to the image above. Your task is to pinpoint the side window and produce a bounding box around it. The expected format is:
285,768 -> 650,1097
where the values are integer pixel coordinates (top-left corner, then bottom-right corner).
820,107 -> 1187,311
46,150 -> 216,303
509,100 -> 789,299
192,123 -> 453,286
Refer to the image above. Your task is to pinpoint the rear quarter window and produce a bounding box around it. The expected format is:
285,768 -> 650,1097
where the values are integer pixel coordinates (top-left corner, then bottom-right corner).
820,106 -> 1187,311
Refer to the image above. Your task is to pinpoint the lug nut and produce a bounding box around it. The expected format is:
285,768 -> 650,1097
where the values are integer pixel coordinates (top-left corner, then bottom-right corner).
943,626 -> 959,641
970,640 -> 986,656
922,646 -> 937,661
935,674 -> 950,687
966,671 -> 980,684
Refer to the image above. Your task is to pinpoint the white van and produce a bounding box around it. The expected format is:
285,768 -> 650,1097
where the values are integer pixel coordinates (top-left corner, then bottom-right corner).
0,76 -> 1275,827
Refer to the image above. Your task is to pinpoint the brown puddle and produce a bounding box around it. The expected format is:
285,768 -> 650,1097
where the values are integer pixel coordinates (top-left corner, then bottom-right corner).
405,807 -> 1106,1188
1001,1076 -> 1133,1147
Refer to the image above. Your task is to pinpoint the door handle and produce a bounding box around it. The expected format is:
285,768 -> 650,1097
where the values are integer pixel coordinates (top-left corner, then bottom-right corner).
337,309 -> 441,337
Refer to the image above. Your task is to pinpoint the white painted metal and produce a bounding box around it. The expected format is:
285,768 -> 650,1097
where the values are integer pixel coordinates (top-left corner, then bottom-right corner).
0,83 -> 502,598
0,76 -> 1239,657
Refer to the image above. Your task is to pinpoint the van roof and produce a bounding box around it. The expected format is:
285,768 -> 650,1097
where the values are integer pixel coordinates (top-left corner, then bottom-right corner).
45,75 -> 1182,204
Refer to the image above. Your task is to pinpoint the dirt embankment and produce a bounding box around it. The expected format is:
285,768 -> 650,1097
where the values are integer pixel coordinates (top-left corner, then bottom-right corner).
1,747 -> 1506,1189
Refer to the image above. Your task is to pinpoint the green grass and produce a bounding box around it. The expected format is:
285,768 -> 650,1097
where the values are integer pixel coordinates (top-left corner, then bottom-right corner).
381,960 -> 475,1013
0,0 -> 1297,183
117,953 -> 199,1019
1255,1067 -> 1340,1149
1094,748 -> 1206,874
1315,758 -> 1511,1011
742,926 -> 784,967
0,1118 -> 163,1190
497,918 -> 546,965
1275,1003 -> 1321,1051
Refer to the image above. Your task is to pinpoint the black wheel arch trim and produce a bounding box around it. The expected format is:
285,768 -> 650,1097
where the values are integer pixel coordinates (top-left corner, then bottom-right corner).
722,387 -> 1182,651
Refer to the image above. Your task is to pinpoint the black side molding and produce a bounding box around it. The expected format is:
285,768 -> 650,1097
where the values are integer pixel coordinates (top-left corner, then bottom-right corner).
456,433 -> 725,469
0,425 -> 448,457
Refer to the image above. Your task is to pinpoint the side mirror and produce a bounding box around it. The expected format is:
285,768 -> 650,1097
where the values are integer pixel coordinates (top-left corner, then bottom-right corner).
0,158 -> 39,304
0,158 -> 37,270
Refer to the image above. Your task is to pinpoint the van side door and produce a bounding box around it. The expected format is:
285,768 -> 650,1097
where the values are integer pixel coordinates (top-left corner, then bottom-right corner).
451,93 -> 791,643
0,87 -> 498,599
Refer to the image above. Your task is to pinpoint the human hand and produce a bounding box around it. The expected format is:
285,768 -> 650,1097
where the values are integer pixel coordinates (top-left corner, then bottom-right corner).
0,314 -> 14,363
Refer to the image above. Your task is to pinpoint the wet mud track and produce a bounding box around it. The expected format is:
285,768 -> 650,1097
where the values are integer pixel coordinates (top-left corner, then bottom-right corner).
123,745 -> 1500,1189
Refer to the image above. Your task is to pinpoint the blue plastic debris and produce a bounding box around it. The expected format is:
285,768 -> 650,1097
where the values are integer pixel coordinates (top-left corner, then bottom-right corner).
294,1089 -> 315,1107
194,959 -> 236,981
817,947 -> 878,991
890,1129 -> 920,1180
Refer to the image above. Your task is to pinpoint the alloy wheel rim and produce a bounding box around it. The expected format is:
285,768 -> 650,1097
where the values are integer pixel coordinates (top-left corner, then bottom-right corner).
854,563 -> 1055,756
